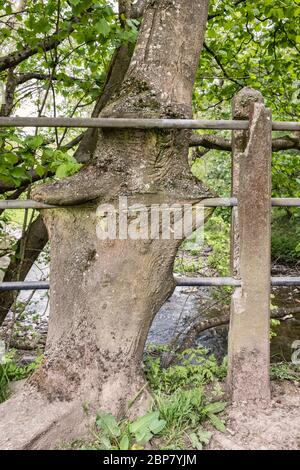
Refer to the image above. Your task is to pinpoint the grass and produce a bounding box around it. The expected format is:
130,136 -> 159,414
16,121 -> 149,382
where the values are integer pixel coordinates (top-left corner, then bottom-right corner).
0,351 -> 42,403
145,347 -> 227,448
270,362 -> 300,382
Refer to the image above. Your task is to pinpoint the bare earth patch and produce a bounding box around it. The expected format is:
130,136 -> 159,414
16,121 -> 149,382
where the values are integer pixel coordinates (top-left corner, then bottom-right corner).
209,381 -> 300,450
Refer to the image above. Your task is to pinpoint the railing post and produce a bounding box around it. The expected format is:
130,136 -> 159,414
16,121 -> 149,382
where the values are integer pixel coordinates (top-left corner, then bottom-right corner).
230,87 -> 264,275
228,98 -> 272,402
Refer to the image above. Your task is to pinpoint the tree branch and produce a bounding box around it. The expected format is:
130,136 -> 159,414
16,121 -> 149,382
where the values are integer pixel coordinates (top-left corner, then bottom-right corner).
189,133 -> 300,153
15,72 -> 80,85
189,133 -> 232,151
0,186 -> 25,217
73,43 -> 133,163
175,306 -> 300,354
0,169 -> 53,195
204,43 -> 243,87
272,135 -> 300,152
0,13 -> 88,73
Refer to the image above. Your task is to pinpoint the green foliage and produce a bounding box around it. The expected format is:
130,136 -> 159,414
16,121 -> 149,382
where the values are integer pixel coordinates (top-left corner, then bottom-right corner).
270,318 -> 281,340
272,152 -> 300,200
144,347 -> 227,448
128,412 -> 166,445
188,427 -> 213,450
48,150 -> 82,178
192,150 -> 231,199
271,210 -> 300,263
191,148 -> 300,268
270,362 -> 300,382
145,347 -> 227,395
63,351 -> 300,450
204,214 -> 231,276
173,255 -> 203,275
0,0 -> 139,192
0,129 -> 82,187
197,0 -> 300,120
154,388 -> 226,437
92,410 -> 166,450
0,352 -> 42,403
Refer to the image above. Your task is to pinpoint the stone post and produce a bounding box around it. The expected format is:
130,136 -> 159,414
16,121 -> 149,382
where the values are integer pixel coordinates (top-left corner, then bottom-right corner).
228,99 -> 272,402
230,87 -> 264,276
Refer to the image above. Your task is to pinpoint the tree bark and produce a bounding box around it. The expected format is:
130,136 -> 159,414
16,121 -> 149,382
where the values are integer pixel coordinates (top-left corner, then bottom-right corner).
0,0 -> 211,449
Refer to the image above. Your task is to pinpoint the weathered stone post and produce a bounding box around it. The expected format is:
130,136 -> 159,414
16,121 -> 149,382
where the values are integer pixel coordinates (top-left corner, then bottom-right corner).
230,87 -> 264,275
228,92 -> 272,402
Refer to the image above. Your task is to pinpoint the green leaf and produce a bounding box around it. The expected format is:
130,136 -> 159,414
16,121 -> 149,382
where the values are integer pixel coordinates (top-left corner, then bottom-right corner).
95,18 -> 110,36
189,432 -> 203,450
203,401 -> 226,415
36,165 -> 46,177
129,411 -> 164,435
55,164 -> 69,178
119,435 -> 130,450
55,161 -> 81,178
96,412 -> 121,439
134,429 -> 153,446
197,427 -> 212,445
11,167 -> 26,179
3,153 -> 18,165
129,411 -> 166,445
208,413 -> 226,433
99,435 -> 112,450
149,417 -> 166,434
25,135 -> 44,150
35,18 -> 52,34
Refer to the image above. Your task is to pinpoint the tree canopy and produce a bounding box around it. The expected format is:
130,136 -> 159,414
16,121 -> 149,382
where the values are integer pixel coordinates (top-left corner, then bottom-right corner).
0,0 -> 299,192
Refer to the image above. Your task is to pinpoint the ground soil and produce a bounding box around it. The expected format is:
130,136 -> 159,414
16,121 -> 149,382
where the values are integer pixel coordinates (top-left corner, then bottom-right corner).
209,380 -> 300,450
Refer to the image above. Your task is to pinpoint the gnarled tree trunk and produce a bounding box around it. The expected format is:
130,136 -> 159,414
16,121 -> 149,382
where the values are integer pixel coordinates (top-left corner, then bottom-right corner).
0,0 -> 210,449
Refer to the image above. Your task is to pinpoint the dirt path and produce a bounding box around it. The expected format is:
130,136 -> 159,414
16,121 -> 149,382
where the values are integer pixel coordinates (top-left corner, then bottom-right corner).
209,381 -> 300,450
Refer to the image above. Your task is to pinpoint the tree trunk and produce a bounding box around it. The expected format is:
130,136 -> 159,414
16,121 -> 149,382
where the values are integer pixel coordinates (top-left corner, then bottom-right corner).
0,0 -> 210,449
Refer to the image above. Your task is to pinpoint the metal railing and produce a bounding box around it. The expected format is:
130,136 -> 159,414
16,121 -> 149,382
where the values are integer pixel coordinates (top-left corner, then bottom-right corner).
0,116 -> 299,291
1,197 -> 300,210
0,116 -> 300,131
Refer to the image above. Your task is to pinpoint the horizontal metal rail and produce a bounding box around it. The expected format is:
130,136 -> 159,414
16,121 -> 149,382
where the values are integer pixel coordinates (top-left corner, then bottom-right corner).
0,281 -> 50,291
271,198 -> 300,207
177,277 -> 300,287
0,117 -> 249,130
177,277 -> 241,287
0,200 -> 57,209
0,116 -> 299,131
1,197 -> 300,210
1,277 -> 300,291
